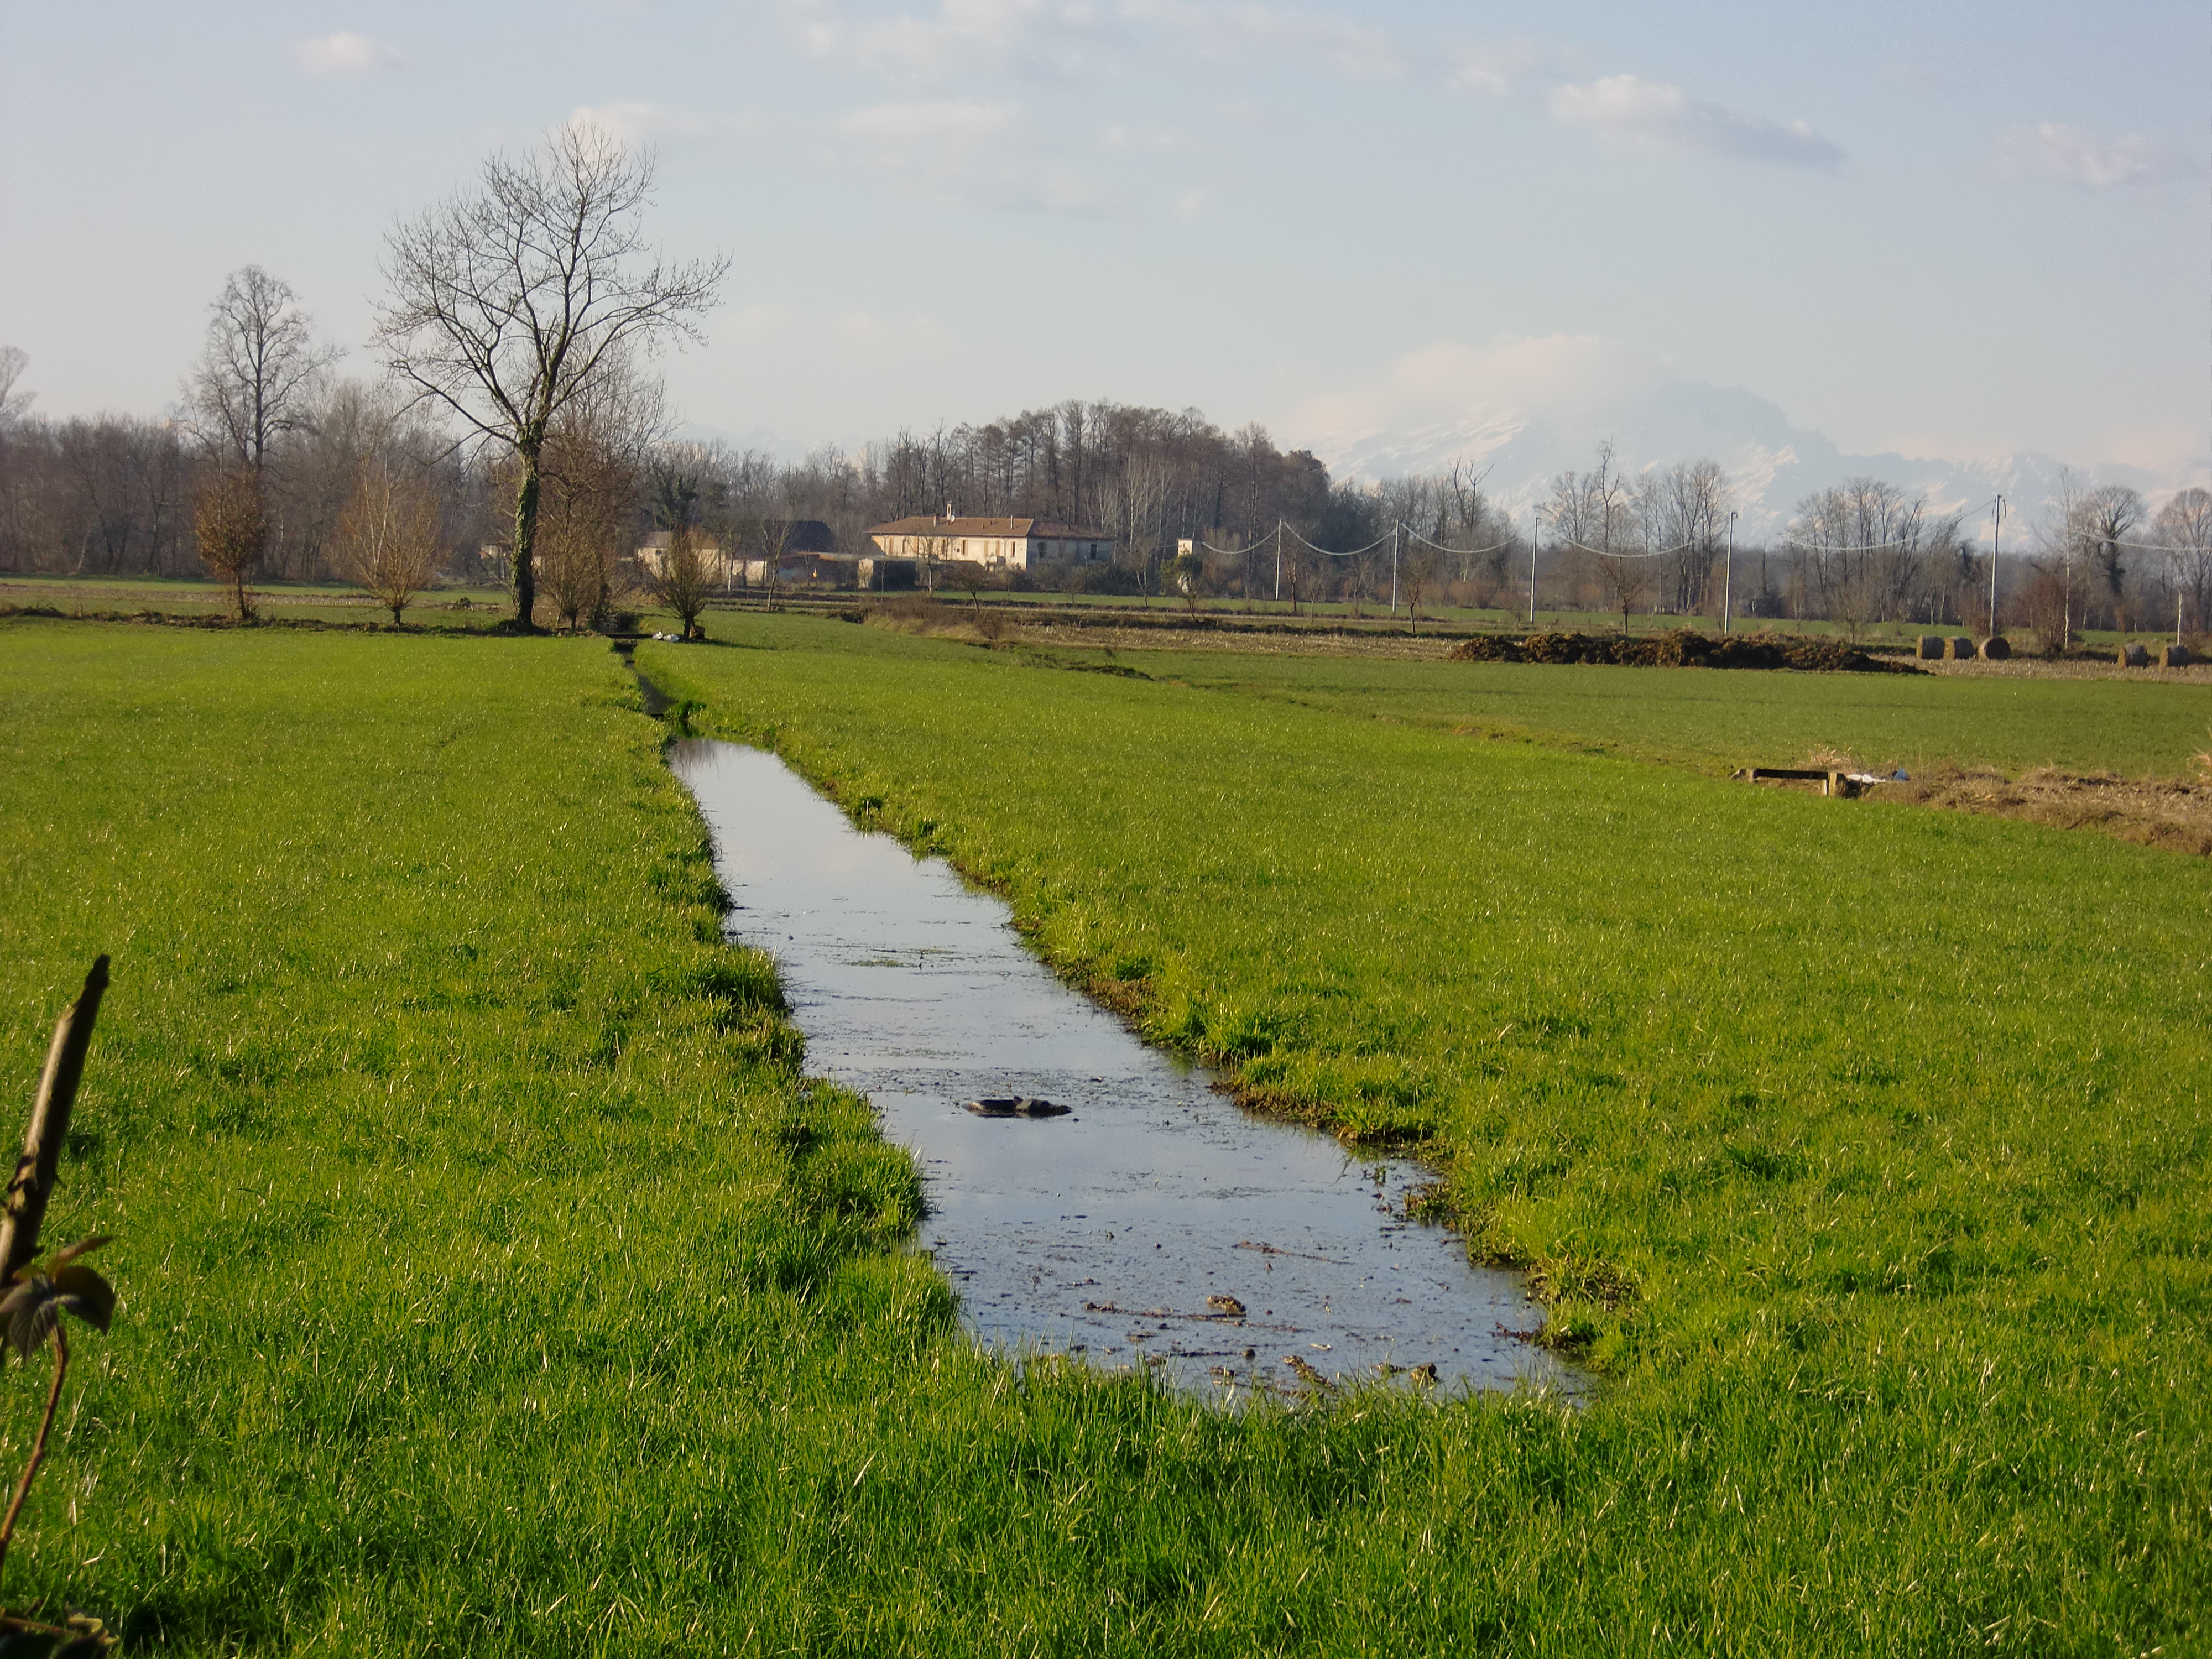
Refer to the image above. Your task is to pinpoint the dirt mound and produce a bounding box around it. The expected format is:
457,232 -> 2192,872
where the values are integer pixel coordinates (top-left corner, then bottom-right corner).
1449,629 -> 1913,674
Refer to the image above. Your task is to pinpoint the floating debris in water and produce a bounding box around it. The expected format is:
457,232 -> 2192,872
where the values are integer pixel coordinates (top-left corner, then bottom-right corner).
964,1096 -> 1072,1118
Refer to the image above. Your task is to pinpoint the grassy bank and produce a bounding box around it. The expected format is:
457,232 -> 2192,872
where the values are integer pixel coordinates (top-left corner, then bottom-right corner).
646,611 -> 2212,1653
1,618 -> 2007,1657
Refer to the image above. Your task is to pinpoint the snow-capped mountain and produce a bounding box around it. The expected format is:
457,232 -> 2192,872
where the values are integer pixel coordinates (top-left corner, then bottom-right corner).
1306,373 -> 2200,541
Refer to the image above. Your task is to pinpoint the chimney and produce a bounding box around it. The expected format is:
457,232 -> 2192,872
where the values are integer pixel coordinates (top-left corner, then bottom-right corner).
945,501 -> 955,524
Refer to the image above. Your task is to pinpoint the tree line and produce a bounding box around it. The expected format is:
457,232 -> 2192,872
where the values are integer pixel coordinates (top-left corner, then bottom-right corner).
2,122 -> 2206,640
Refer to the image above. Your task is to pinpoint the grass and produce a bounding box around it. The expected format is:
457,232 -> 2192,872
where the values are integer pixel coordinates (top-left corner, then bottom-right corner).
1068,645 -> 2212,778
0,573 -> 515,630
3,613 -> 2205,1652
644,611 -> 2212,1653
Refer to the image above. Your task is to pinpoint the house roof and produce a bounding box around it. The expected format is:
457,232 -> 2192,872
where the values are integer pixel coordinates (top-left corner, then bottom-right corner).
866,515 -> 1110,540
640,519 -> 840,554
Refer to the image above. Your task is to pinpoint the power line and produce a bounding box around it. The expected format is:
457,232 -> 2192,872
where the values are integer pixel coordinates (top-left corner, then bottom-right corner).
1402,526 -> 1518,557
1551,535 -> 1705,560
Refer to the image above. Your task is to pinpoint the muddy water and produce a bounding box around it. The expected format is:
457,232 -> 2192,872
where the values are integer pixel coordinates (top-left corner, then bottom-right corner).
669,739 -> 1573,1400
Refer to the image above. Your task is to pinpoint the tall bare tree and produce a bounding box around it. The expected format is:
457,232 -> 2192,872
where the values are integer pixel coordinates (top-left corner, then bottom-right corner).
1788,478 -> 1947,643
2075,485 -> 2142,632
1650,460 -> 1729,615
186,267 -> 338,472
1549,442 -> 1644,632
2037,474 -> 2143,646
2153,487 -> 2212,634
373,124 -> 726,628
0,347 -> 33,430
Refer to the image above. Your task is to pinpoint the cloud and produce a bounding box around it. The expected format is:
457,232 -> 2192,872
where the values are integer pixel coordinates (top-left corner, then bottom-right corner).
569,102 -> 753,146
1879,58 -> 1944,91
293,32 -> 405,75
722,299 -> 953,360
1548,74 -> 1842,170
806,0 -> 1106,85
1103,121 -> 1181,152
1288,333 -> 1670,475
1443,40 -> 1537,99
1126,0 -> 1405,80
828,99 -> 1117,213
837,97 -> 1023,146
805,0 -> 1405,89
1996,123 -> 2200,190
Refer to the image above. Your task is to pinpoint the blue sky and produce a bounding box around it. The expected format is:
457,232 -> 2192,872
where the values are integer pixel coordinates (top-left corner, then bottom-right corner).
2,0 -> 2204,476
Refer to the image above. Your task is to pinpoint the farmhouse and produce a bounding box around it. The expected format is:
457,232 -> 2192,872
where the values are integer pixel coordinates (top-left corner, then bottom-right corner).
867,512 -> 1113,571
634,530 -> 731,583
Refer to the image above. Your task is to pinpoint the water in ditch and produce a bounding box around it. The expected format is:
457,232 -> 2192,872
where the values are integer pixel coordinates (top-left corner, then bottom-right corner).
669,738 -> 1574,1401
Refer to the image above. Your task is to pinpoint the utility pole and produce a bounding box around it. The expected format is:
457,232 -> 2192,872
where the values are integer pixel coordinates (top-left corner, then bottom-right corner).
1389,521 -> 1400,615
1273,520 -> 1282,604
1527,508 -> 1539,627
1989,495 -> 2004,637
1723,510 -> 1736,635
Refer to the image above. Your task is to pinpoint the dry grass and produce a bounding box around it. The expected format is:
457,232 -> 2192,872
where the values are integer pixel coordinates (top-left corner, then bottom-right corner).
864,593 -> 1027,644
1916,654 -> 2212,683
1020,621 -> 1453,660
1880,764 -> 2212,854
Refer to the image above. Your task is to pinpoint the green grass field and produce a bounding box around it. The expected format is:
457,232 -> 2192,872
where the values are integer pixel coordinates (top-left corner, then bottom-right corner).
0,574 -> 513,630
3,614 -> 2206,1653
1070,645 -> 2212,776
646,612 -> 2212,1653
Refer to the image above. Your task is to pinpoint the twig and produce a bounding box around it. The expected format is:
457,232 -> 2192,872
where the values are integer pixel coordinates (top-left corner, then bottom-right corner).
0,1324 -> 68,1592
0,958 -> 109,1282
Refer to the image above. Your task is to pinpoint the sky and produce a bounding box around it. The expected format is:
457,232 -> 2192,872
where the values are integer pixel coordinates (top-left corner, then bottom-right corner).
2,0 -> 2205,481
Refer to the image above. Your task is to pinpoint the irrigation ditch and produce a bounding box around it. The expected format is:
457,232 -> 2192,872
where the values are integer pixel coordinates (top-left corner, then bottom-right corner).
630,652 -> 1573,1403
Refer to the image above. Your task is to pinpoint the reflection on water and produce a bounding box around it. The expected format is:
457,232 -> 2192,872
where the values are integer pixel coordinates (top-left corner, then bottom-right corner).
669,739 -> 1573,1400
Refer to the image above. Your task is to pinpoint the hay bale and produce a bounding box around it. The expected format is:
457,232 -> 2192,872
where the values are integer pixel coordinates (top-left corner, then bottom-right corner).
2162,643 -> 2192,668
2119,641 -> 2151,668
1979,636 -> 2012,661
1916,635 -> 1944,660
1947,636 -> 1977,660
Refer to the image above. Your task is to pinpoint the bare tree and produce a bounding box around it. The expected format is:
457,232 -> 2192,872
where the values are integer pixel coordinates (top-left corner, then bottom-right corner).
1118,453 -> 1173,602
373,124 -> 727,628
2036,474 -> 2142,647
192,467 -> 267,619
186,267 -> 339,472
1654,460 -> 1728,615
2077,485 -> 2142,633
536,361 -> 660,629
750,512 -> 796,609
1549,443 -> 1643,632
0,348 -> 32,430
2154,487 -> 2212,634
946,558 -> 998,615
913,531 -> 951,595
1788,478 -> 1945,643
1401,543 -> 1443,634
341,459 -> 444,623
651,521 -> 713,639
